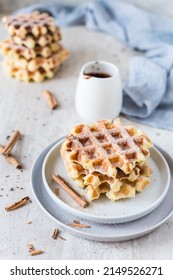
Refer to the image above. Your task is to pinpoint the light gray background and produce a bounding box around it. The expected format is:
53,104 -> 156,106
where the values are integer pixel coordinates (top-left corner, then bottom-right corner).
0,0 -> 173,260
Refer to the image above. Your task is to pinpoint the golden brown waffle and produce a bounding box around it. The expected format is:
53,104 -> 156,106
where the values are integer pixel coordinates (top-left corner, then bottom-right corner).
60,119 -> 153,202
73,162 -> 152,201
85,183 -> 136,202
2,12 -> 58,35
0,39 -> 61,59
84,174 -> 151,202
12,30 -> 61,49
2,12 -> 61,48
4,46 -> 69,72
61,119 -> 153,176
3,61 -> 57,82
106,176 -> 151,201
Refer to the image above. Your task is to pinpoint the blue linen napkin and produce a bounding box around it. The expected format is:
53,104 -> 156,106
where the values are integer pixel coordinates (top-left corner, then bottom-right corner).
16,0 -> 173,130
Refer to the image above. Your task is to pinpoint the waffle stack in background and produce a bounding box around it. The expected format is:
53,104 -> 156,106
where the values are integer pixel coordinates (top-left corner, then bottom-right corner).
61,118 -> 153,202
0,12 -> 69,82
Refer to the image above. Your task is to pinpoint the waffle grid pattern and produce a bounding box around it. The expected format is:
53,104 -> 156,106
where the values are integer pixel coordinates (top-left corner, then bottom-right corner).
61,119 -> 153,202
0,12 -> 69,82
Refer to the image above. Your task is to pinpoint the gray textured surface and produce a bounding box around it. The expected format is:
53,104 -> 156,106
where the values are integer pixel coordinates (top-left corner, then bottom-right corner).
0,25 -> 173,260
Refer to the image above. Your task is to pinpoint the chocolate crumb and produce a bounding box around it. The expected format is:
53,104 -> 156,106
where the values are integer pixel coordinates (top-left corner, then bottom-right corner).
73,220 -> 80,224
1,188 -> 4,191
10,188 -> 14,191
55,188 -> 60,196
59,236 -> 66,241
5,175 -> 10,178
6,135 -> 10,140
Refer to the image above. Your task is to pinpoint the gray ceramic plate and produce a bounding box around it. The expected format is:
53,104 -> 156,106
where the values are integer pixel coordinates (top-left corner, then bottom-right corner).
42,138 -> 170,224
31,138 -> 173,242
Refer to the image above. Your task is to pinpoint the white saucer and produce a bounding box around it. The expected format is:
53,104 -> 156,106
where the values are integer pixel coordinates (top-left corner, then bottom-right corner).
31,139 -> 173,242
42,138 -> 170,224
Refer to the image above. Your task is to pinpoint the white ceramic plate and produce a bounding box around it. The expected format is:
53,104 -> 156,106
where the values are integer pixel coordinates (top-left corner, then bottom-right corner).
42,138 -> 170,224
31,140 -> 173,242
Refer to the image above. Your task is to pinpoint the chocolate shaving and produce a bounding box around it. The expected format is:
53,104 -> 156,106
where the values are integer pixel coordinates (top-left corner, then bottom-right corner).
28,244 -> 34,252
55,188 -> 60,196
59,236 -> 66,241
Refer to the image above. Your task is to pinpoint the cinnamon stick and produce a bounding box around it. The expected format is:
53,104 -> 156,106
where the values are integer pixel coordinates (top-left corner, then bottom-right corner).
5,196 -> 30,211
44,90 -> 58,110
52,228 -> 59,240
0,144 -> 22,169
30,250 -> 44,256
0,144 -> 5,153
69,220 -> 90,228
6,154 -> 22,169
52,174 -> 88,208
2,130 -> 21,156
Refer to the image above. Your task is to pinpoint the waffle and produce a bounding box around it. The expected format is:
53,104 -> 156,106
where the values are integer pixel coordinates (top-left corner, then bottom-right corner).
61,119 -> 153,176
74,162 -> 152,201
2,11 -> 56,33
106,176 -> 151,201
85,183 -> 136,202
2,12 -> 61,48
61,119 -> 153,202
84,173 -> 151,202
4,46 -> 69,72
0,39 -> 61,59
12,30 -> 61,49
0,12 -> 69,82
3,61 -> 57,82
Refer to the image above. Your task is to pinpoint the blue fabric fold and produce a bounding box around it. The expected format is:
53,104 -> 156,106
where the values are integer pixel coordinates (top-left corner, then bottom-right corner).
16,0 -> 173,130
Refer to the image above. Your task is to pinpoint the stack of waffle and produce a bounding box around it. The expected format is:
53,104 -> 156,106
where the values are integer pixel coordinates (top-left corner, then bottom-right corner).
0,12 -> 69,82
61,118 -> 153,202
